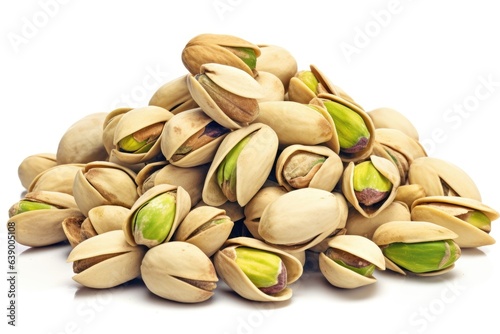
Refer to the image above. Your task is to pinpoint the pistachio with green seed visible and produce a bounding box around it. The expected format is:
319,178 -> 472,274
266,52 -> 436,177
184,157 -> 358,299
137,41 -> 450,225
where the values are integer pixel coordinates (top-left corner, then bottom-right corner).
352,160 -> 393,206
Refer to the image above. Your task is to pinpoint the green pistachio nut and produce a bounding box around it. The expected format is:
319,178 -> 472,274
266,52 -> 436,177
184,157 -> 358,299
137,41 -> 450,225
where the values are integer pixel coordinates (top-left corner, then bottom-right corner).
382,239 -> 461,274
296,71 -> 319,94
234,246 -> 287,294
217,133 -> 253,202
325,248 -> 376,277
118,123 -> 164,153
132,192 -> 177,248
196,74 -> 259,123
353,161 -> 392,206
224,47 -> 258,70
322,100 -> 370,153
283,152 -> 326,188
457,210 -> 491,233
8,200 -> 58,217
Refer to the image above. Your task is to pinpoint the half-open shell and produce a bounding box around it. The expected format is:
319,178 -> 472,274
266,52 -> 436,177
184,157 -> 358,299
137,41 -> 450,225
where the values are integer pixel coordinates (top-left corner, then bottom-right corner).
148,74 -> 198,114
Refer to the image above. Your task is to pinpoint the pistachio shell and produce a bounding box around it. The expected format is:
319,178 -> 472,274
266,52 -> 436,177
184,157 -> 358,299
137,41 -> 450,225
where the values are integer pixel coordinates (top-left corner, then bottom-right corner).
148,74 -> 198,114
394,184 -> 427,208
368,107 -> 420,141
17,153 -> 57,190
102,107 -> 133,155
214,237 -> 303,302
134,160 -> 168,196
255,44 -> 297,89
87,205 -> 130,235
372,220 -> 458,246
61,215 -> 86,248
29,163 -> 84,195
254,71 -> 285,102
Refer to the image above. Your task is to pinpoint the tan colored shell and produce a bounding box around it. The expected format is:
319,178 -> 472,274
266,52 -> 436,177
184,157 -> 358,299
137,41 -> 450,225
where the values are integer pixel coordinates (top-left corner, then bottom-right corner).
342,155 -> 401,218
182,33 -> 261,77
345,201 -> 411,239
275,144 -> 343,192
194,199 -> 245,223
254,100 -> 334,149
187,63 -> 264,130
17,153 -> 57,190
254,71 -> 285,102
368,107 -> 420,141
56,112 -> 109,165
148,74 -> 198,114
102,107 -> 133,155
319,234 -> 386,289
255,44 -> 297,89
408,157 -> 482,201
111,106 -> 173,165
160,108 -> 229,167
72,161 -> 138,217
258,187 -> 343,252
395,184 -> 427,208
8,191 -> 85,247
173,205 -> 234,257
140,241 -> 218,303
66,230 -> 147,289
87,205 -> 130,235
411,196 -> 499,248
203,123 -> 279,207
123,184 -> 191,247
134,160 -> 168,196
28,163 -> 84,195
213,237 -> 303,302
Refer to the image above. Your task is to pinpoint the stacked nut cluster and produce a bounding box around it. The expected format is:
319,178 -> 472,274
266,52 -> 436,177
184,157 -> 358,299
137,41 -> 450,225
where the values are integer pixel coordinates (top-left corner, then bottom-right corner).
8,33 -> 499,303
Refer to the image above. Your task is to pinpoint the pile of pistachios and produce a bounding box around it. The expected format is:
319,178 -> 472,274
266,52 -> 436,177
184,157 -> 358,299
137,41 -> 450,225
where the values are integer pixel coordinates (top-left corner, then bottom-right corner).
8,33 -> 499,303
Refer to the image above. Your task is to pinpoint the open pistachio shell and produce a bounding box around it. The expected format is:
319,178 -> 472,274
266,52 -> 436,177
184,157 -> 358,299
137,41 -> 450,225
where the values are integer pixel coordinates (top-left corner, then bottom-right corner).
275,144 -> 343,192
408,157 -> 482,201
342,155 -> 401,218
214,237 -> 303,302
140,241 -> 218,303
319,234 -> 386,289
203,123 -> 279,207
134,160 -> 168,196
411,196 -> 499,248
102,107 -> 133,155
123,184 -> 191,247
255,44 -> 297,90
173,205 -> 234,257
160,107 -> 229,167
148,74 -> 198,114
254,71 -> 285,102
18,153 -> 57,190
67,230 -> 147,289
368,107 -> 420,141
29,163 -> 84,195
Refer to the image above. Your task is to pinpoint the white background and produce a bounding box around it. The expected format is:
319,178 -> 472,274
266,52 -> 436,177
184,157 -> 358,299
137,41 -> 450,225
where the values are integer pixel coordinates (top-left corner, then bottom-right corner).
2,0 -> 500,333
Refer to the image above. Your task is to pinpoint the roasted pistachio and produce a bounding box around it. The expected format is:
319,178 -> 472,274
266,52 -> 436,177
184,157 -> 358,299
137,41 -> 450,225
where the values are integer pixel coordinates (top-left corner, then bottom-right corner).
148,74 -> 198,114
255,44 -> 297,89
17,153 -> 57,190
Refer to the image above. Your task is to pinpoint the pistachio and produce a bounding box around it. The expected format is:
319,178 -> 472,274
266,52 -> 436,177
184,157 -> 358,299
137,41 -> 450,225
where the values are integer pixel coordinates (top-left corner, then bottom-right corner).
17,153 -> 57,190
325,248 -> 376,277
255,44 -> 297,89
148,74 -> 198,114
28,163 -> 84,195
296,70 -> 320,94
282,152 -> 325,188
9,200 -> 58,216
368,107 -> 420,141
352,160 -> 393,206
118,122 -> 164,153
458,210 -> 491,232
225,47 -> 258,70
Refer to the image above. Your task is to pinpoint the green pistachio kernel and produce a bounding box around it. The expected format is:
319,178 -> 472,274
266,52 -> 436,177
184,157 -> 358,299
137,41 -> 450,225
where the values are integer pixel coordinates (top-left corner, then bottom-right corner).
353,161 -> 392,206
325,248 -> 375,277
296,71 -> 319,94
225,47 -> 257,70
457,210 -> 491,232
9,200 -> 57,217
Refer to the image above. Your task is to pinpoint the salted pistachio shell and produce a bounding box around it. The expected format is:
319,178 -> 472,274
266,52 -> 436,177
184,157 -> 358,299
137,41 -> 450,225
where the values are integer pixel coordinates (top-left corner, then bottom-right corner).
72,161 -> 138,217
342,155 -> 401,218
123,184 -> 191,247
29,163 -> 84,195
140,241 -> 218,303
148,74 -> 198,114
160,108 -> 229,167
255,44 -> 297,89
411,196 -> 499,248
203,123 -> 278,207
56,112 -> 109,165
87,205 -> 130,235
134,160 -> 168,196
345,201 -> 410,239
214,237 -> 303,302
319,234 -> 385,289
368,107 -> 420,141
67,230 -> 147,289
254,101 -> 333,149
395,184 -> 427,208
275,144 -> 342,192
17,153 -> 57,190
243,185 -> 288,240
408,157 -> 481,201
173,205 -> 234,257
258,188 -> 343,252
254,71 -> 285,102
102,107 -> 133,155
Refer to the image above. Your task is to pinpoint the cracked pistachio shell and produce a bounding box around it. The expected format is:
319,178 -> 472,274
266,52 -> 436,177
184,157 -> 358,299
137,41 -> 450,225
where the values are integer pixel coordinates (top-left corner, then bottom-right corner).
411,196 -> 499,248
345,201 -> 411,239
8,191 -> 85,247
72,161 -> 138,217
254,100 -> 334,149
134,160 -> 168,196
160,108 -> 229,167
258,188 -> 344,252
243,185 -> 288,240
194,199 -> 245,223
319,234 -> 386,289
29,163 -> 84,195
17,153 -> 57,190
255,44 -> 297,90
275,144 -> 343,192
182,33 -> 261,77
148,74 -> 198,114
56,112 -> 109,165
372,220 -> 459,276
173,205 -> 234,257
214,237 -> 303,302
187,63 -> 264,130
342,155 -> 401,218
123,184 -> 191,247
140,241 -> 218,303
111,106 -> 173,165
203,123 -> 279,207
254,71 -> 285,102
67,230 -> 147,289
408,157 -> 481,201
368,107 -> 420,141
102,107 -> 133,155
